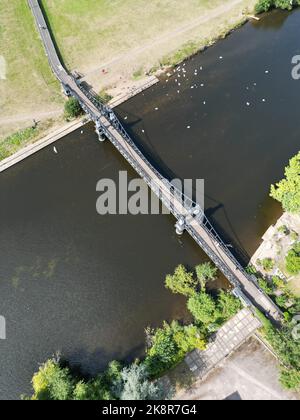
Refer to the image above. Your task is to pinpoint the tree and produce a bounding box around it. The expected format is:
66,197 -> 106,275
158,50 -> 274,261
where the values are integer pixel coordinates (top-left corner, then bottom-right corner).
165,265 -> 197,297
187,292 -> 217,325
64,97 -> 82,119
216,291 -> 242,323
31,358 -> 74,400
270,152 -> 300,213
73,378 -> 113,401
255,0 -> 300,13
144,321 -> 205,377
258,278 -> 274,296
116,363 -> 169,400
286,242 -> 300,274
27,357 -> 122,400
195,262 -> 218,291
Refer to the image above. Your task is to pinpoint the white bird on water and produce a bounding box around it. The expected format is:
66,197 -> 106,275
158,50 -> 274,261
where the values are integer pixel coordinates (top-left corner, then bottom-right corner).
53,146 -> 58,154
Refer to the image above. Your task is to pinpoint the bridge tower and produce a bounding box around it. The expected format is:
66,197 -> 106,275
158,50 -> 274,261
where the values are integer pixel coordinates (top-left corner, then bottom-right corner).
175,217 -> 186,235
95,120 -> 106,142
62,84 -> 70,97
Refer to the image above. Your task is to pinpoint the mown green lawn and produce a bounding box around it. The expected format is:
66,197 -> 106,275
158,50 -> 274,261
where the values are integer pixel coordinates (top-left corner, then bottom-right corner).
0,0 -> 62,136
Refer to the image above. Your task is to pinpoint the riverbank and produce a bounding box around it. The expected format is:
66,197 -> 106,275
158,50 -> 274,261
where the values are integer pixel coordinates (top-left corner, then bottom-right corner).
0,0 -> 257,141
250,213 -> 300,297
0,118 -> 88,172
0,74 -> 158,170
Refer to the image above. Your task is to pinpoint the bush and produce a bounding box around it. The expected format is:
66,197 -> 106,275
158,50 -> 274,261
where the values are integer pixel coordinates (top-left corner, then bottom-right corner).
195,262 -> 218,291
258,278 -> 274,295
257,258 -> 274,272
64,97 -> 82,119
97,90 -> 113,104
255,0 -> 300,14
270,151 -> 300,213
216,291 -> 242,323
30,359 -> 74,400
286,242 -> 300,274
280,368 -> 300,391
278,225 -> 289,235
116,363 -> 170,400
258,315 -> 300,391
144,321 -> 206,377
27,357 -> 122,400
165,265 -> 197,297
187,292 -> 217,325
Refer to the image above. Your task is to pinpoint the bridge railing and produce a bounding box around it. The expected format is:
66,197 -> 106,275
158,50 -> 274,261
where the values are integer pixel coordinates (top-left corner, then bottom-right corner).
75,82 -> 255,282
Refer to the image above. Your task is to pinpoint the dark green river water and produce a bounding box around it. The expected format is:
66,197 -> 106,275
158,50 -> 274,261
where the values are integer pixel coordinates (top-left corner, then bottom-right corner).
1,9 -> 300,399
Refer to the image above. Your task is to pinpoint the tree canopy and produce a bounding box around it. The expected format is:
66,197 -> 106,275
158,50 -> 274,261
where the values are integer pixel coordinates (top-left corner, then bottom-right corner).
286,242 -> 300,274
270,152 -> 300,213
255,0 -> 300,13
64,97 -> 82,119
195,262 -> 218,291
165,264 -> 197,296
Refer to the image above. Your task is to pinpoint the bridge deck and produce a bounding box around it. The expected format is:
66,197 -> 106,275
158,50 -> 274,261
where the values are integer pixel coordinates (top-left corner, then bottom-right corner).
28,0 -> 282,324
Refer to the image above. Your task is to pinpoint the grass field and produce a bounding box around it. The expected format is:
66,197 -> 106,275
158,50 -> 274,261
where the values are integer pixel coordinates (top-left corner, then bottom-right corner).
42,0 -> 227,69
0,0 -> 63,137
42,0 -> 256,93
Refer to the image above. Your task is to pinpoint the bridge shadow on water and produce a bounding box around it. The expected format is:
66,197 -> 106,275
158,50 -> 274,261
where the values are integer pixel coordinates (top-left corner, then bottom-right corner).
205,204 -> 251,267
116,114 -> 251,268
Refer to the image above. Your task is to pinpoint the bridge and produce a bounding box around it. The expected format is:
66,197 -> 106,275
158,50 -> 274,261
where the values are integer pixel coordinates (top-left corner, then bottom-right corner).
29,0 -> 282,324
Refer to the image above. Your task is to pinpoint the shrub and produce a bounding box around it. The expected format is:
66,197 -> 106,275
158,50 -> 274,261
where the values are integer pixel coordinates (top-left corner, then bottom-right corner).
216,291 -> 242,323
290,231 -> 299,242
280,368 -> 300,391
31,359 -> 74,400
64,97 -> 82,119
257,258 -> 275,272
187,292 -> 218,325
116,363 -> 169,400
278,225 -> 289,235
144,321 -> 205,377
270,151 -> 300,213
259,317 -> 300,391
97,90 -> 113,104
258,278 -> 274,295
27,357 -> 122,400
195,262 -> 218,291
165,265 -> 197,297
286,242 -> 300,274
255,0 -> 300,14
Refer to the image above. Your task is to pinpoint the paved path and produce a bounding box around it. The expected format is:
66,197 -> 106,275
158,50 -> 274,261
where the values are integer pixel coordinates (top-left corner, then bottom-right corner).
185,308 -> 262,378
0,110 -> 61,126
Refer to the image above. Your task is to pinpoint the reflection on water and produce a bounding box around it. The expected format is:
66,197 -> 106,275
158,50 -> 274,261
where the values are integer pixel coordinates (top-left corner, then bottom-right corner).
1,9 -> 300,399
251,9 -> 290,30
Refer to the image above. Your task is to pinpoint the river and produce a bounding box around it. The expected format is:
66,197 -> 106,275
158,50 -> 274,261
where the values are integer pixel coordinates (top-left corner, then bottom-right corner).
1,9 -> 300,399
